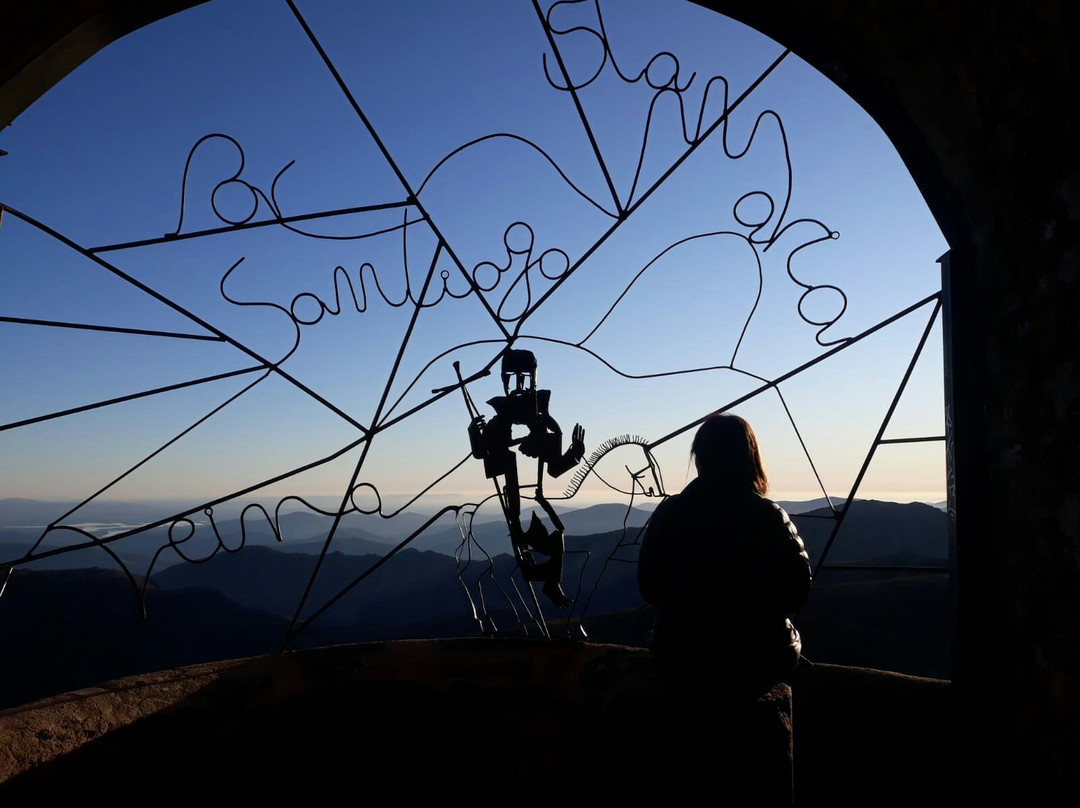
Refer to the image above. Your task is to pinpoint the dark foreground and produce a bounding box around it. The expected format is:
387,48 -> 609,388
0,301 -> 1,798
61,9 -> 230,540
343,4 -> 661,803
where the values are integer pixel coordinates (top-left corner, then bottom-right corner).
0,638 -> 955,807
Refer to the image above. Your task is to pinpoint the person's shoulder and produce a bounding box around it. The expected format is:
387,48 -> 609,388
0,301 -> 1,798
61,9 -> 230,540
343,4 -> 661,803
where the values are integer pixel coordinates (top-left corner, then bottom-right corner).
761,496 -> 790,519
650,492 -> 679,519
747,494 -> 796,527
747,492 -> 782,511
646,487 -> 694,532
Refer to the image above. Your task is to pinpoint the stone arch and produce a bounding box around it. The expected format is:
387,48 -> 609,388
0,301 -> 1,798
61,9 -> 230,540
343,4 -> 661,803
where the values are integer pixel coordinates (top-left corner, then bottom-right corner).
1,3 -> 1075,800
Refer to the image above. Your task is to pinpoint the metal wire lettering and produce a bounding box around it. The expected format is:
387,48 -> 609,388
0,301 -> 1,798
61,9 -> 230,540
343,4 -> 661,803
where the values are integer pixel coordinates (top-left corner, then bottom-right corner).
0,1 -> 947,650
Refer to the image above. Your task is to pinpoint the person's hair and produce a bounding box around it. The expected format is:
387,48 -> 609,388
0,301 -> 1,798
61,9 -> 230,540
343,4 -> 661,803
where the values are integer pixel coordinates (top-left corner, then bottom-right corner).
690,413 -> 768,495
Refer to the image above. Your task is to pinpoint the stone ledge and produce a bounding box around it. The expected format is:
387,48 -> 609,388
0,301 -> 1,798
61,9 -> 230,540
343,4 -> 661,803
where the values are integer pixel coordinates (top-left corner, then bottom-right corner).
0,657 -> 249,782
0,640 -> 953,807
0,639 -> 656,791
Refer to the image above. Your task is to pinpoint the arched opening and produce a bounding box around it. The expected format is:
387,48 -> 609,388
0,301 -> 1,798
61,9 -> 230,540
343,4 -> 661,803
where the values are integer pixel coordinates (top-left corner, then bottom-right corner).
0,0 -> 954,690
7,2 -> 1077,803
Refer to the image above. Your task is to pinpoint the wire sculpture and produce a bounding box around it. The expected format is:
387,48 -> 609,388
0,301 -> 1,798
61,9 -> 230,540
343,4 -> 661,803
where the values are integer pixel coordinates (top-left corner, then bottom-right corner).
458,349 -> 585,608
0,0 -> 947,646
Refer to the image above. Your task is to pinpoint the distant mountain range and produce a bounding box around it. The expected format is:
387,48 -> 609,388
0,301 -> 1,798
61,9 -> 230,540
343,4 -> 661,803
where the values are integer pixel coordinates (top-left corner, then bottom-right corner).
0,500 -> 656,570
0,497 -> 951,708
1,497 -> 948,580
795,500 -> 948,564
0,496 -> 622,529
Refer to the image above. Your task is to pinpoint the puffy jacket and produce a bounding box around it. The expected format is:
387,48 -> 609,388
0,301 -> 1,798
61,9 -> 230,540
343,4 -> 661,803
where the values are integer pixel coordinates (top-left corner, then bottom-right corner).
637,477 -> 812,688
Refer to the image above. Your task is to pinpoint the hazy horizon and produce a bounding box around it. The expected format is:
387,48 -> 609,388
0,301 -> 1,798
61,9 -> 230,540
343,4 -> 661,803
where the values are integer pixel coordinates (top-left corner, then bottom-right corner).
1,1 -> 947,531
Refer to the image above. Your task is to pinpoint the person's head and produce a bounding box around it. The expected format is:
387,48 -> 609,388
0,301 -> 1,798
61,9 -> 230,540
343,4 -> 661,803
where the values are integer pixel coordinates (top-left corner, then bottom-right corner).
690,413 -> 768,495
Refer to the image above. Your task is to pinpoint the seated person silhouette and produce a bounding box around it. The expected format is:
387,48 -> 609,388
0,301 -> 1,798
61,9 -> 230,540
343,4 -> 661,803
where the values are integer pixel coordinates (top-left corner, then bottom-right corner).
637,413 -> 812,695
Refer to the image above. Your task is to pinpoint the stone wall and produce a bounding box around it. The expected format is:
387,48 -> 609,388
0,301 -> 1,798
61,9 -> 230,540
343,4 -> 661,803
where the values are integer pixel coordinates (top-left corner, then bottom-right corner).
701,3 -> 1079,801
0,639 -> 954,807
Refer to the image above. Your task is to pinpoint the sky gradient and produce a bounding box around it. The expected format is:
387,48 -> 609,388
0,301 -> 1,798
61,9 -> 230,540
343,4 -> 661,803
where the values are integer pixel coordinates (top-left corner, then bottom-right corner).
0,0 -> 948,521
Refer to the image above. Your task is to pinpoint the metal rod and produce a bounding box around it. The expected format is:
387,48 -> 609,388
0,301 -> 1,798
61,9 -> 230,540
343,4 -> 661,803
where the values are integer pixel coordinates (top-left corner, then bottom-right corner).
772,382 -> 838,511
629,49 -> 791,218
88,200 -> 413,253
0,365 -> 265,432
2,433 -> 370,567
878,436 -> 946,444
646,291 -> 941,450
531,0 -> 622,215
513,48 -> 792,332
819,564 -> 949,573
0,315 -> 224,341
0,203 -> 370,434
35,370 -> 274,543
284,505 -> 459,644
283,240 -> 445,643
285,0 -> 511,341
288,454 -> 473,642
377,344 -> 506,432
813,300 -> 943,576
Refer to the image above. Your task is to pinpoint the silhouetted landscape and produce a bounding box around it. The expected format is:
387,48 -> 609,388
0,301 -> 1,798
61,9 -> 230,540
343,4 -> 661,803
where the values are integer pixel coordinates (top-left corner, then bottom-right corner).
0,498 -> 950,709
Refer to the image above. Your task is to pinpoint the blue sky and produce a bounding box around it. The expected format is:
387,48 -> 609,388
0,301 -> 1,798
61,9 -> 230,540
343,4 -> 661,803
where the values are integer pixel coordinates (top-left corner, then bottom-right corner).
0,0 -> 948,519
